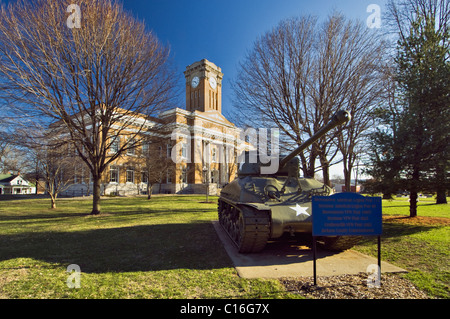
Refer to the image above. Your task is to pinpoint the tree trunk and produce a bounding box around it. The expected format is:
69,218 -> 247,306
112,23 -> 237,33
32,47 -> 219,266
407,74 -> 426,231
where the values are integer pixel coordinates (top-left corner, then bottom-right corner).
147,184 -> 153,200
435,163 -> 447,204
343,165 -> 352,192
299,153 -> 308,177
409,191 -> 418,217
50,194 -> 56,209
91,176 -> 101,215
409,167 -> 420,217
320,155 -> 331,186
436,190 -> 447,204
382,193 -> 393,200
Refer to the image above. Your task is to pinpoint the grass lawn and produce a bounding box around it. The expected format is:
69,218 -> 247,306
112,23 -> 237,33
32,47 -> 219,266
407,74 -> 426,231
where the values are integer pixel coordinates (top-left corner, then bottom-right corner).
0,195 -> 448,299
0,195 -> 294,299
353,196 -> 449,298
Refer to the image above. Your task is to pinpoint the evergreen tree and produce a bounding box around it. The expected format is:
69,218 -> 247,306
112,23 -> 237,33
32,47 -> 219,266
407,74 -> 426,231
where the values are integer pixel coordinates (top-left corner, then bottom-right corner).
364,105 -> 404,199
395,11 -> 449,215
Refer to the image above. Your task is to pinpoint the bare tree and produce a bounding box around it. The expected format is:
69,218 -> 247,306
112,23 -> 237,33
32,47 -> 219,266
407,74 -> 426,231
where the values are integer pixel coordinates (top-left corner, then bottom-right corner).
386,0 -> 450,50
233,16 -> 316,176
232,13 -> 386,185
36,146 -> 74,208
0,141 -> 29,174
0,0 -> 177,214
0,137 -> 8,170
139,133 -> 171,199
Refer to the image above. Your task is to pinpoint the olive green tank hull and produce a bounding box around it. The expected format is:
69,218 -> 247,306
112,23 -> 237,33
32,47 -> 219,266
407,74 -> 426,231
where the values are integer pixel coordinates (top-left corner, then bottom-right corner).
219,176 -> 326,239
217,110 -> 361,253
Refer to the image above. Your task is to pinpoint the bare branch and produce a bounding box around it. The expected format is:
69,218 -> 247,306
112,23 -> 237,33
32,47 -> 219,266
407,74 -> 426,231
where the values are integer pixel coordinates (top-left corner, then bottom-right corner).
0,0 -> 178,214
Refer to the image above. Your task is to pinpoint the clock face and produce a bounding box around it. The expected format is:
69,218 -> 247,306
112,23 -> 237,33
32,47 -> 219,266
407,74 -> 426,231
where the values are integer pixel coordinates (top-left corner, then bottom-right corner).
209,76 -> 217,89
191,76 -> 199,88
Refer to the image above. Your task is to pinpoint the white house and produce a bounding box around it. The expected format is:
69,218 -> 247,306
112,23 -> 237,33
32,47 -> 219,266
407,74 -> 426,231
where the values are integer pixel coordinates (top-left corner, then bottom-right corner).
0,174 -> 35,195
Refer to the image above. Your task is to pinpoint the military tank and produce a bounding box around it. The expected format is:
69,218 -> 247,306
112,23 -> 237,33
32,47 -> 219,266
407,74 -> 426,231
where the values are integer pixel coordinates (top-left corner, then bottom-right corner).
218,110 -> 361,253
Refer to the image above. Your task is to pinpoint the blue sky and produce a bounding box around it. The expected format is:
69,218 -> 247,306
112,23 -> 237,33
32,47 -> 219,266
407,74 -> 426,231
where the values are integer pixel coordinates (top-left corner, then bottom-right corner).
0,0 -> 388,114
0,0 -> 388,178
120,0 -> 388,179
121,0 -> 388,115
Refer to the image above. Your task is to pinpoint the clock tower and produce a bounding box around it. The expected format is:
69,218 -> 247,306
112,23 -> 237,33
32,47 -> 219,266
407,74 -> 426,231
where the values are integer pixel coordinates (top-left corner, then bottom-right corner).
184,59 -> 223,113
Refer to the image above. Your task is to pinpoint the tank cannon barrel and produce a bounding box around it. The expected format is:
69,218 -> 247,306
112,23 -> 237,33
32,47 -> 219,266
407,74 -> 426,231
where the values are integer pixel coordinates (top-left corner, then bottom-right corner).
219,109 -> 360,253
279,110 -> 351,169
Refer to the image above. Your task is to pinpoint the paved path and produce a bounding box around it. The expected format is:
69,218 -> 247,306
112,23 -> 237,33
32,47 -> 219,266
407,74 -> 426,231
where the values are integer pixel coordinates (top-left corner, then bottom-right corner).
212,221 -> 407,279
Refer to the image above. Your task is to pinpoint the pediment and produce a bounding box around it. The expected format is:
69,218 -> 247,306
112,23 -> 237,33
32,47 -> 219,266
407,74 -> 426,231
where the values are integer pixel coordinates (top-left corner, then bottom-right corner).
193,110 -> 234,126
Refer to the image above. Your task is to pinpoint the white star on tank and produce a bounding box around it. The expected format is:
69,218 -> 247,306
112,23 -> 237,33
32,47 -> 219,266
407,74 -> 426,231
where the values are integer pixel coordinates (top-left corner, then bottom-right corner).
289,204 -> 310,217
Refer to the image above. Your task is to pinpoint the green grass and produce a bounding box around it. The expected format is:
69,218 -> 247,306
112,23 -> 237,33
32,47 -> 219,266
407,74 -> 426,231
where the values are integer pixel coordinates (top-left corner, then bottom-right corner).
0,195 -> 295,299
0,195 -> 448,299
353,197 -> 449,298
381,196 -> 450,217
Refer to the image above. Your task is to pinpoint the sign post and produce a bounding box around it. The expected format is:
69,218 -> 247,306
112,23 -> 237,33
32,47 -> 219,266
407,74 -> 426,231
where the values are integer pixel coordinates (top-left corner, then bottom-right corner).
312,193 -> 382,286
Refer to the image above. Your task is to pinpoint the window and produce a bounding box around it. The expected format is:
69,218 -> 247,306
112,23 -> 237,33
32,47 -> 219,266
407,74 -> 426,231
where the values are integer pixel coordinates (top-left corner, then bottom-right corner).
142,142 -> 149,154
181,143 -> 187,159
110,166 -> 119,183
127,138 -> 136,156
110,138 -> 120,153
166,169 -> 172,184
166,143 -> 172,158
126,167 -> 135,183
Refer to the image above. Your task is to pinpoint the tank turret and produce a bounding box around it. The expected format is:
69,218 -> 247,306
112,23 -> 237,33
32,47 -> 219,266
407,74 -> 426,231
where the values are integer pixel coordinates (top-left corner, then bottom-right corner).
238,110 -> 351,177
218,110 -> 360,253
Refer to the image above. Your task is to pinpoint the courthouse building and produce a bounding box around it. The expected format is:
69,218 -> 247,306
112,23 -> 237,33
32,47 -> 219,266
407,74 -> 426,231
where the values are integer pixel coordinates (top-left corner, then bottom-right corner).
62,59 -> 243,196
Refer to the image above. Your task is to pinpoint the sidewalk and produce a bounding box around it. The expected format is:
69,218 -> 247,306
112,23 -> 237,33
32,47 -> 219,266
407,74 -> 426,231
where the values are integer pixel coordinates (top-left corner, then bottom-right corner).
212,221 -> 407,279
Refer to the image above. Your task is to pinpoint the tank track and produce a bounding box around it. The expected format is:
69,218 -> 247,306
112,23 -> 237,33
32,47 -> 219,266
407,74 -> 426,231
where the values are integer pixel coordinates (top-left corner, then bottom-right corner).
218,199 -> 271,253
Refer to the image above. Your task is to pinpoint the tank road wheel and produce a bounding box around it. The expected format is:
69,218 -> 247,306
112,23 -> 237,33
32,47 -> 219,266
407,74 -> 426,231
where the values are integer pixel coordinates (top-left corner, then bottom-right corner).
218,200 -> 270,253
232,206 -> 271,253
321,236 -> 362,251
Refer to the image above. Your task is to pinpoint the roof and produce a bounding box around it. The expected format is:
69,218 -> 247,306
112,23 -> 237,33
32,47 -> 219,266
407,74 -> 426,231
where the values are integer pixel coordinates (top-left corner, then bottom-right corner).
0,174 -> 32,187
0,174 -> 19,183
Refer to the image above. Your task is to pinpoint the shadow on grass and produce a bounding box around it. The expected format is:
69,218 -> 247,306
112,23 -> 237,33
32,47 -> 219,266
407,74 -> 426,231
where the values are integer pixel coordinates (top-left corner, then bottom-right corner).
381,222 -> 439,238
384,203 -> 442,208
0,212 -> 90,221
0,206 -> 216,222
357,222 -> 439,248
0,222 -> 232,273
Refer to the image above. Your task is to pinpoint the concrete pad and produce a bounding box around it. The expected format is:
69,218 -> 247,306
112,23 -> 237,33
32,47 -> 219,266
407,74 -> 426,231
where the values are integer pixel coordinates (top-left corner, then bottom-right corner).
212,221 -> 407,279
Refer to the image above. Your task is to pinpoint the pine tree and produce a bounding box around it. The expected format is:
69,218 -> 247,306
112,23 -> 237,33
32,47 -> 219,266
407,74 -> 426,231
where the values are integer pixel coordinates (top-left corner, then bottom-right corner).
395,12 -> 449,215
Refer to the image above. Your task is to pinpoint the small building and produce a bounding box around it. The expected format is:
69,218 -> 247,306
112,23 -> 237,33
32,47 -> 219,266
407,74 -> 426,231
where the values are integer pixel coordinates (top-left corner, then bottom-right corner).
0,174 -> 35,195
333,183 -> 361,193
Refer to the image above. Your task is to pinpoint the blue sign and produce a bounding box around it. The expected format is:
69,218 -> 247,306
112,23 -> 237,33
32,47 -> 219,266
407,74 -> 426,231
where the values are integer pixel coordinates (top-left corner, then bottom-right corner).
312,193 -> 382,236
